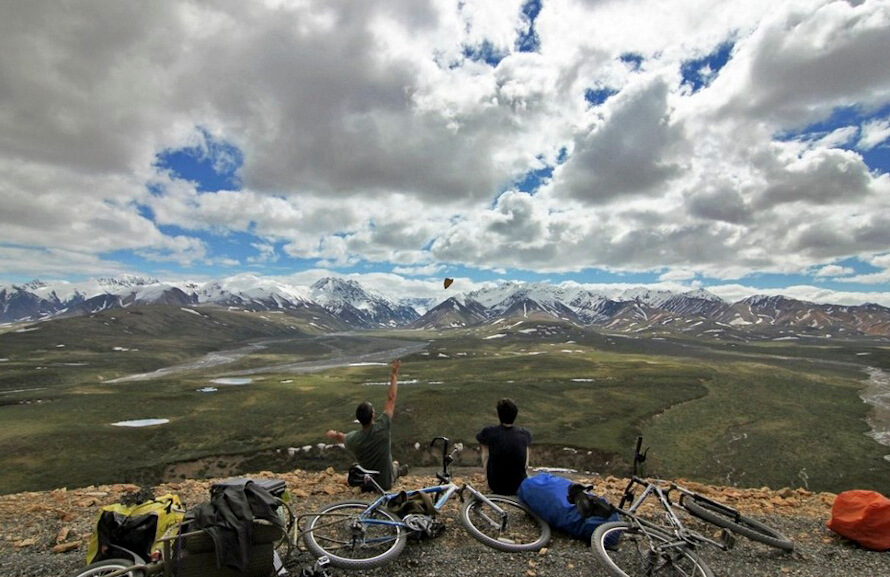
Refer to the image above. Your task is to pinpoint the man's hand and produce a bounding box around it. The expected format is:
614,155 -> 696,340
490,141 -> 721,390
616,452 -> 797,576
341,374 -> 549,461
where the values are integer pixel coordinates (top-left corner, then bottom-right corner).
384,359 -> 400,417
326,430 -> 345,443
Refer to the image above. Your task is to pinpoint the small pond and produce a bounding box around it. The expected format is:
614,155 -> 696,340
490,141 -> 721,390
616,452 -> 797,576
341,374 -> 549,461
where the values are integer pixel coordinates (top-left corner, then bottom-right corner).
210,377 -> 253,385
111,418 -> 170,427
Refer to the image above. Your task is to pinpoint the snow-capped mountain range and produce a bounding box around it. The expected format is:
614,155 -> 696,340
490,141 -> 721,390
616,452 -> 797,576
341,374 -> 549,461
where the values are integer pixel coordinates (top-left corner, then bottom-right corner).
2,275 -> 889,339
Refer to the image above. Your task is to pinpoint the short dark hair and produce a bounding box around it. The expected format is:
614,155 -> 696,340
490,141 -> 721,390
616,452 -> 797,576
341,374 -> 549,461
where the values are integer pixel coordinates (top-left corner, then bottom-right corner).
356,402 -> 374,426
496,398 -> 518,425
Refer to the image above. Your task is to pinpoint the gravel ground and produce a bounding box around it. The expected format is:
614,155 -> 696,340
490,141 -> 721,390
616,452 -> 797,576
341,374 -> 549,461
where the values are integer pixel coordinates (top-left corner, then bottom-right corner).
2,469 -> 887,577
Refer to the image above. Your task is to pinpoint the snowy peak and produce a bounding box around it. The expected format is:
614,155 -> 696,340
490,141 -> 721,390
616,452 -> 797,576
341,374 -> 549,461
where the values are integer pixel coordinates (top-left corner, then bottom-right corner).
18,280 -> 49,291
412,296 -> 489,329
2,276 -> 890,339
310,277 -> 371,309
464,282 -> 528,308
310,277 -> 419,328
97,275 -> 160,289
194,274 -> 312,308
682,288 -> 722,302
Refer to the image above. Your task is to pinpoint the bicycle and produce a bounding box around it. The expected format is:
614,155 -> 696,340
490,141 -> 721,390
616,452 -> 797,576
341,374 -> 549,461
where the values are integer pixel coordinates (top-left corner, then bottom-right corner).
588,436 -> 794,577
300,436 -> 551,570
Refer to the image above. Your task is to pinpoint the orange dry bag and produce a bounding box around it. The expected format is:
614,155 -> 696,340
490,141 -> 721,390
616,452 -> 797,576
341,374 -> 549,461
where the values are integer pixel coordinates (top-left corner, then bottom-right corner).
827,490 -> 890,551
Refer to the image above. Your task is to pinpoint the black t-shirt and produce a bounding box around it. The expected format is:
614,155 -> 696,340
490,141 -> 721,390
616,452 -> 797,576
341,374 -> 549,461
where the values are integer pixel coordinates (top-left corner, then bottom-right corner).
476,424 -> 532,495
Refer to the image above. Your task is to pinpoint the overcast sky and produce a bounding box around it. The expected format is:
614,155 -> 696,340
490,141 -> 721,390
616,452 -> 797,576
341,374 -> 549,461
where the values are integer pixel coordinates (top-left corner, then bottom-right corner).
1,0 -> 890,306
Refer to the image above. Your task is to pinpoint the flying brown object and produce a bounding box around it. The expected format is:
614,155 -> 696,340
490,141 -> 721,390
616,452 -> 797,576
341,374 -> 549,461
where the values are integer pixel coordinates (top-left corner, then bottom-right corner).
444,278 -> 454,289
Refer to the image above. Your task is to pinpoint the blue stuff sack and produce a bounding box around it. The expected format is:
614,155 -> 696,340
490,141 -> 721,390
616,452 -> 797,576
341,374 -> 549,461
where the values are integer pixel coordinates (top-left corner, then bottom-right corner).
518,473 -> 620,544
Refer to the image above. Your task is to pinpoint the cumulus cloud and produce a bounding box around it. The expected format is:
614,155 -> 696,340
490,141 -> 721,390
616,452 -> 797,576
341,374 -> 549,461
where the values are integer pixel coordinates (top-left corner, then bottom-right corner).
550,77 -> 684,204
710,0 -> 890,128
1,0 -> 889,305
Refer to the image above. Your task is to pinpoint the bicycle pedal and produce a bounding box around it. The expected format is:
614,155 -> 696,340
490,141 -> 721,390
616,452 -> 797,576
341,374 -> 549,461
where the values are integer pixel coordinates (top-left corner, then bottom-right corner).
719,529 -> 736,550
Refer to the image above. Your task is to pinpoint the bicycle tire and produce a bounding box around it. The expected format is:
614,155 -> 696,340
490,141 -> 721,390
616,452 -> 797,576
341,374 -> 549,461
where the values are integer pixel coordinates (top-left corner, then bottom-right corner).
66,559 -> 144,577
681,496 -> 794,552
302,499 -> 407,570
274,499 -> 297,561
459,494 -> 551,552
592,521 -> 715,577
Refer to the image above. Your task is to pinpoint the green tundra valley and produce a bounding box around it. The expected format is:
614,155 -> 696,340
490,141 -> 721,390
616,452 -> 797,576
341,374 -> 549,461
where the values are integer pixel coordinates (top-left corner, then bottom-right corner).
1,305 -> 889,496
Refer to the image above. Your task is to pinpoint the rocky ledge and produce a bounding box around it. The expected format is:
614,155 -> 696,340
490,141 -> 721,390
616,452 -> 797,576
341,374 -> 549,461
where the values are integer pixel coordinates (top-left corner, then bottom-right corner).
1,468 -> 887,577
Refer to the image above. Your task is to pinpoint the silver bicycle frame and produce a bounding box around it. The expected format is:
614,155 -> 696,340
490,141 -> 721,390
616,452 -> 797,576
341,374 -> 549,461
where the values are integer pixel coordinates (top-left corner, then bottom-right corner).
623,476 -> 727,550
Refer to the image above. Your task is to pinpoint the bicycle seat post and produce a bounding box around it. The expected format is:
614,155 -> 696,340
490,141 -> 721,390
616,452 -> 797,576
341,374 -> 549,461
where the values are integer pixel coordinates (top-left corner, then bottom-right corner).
633,436 -> 648,477
429,436 -> 452,481
364,474 -> 385,495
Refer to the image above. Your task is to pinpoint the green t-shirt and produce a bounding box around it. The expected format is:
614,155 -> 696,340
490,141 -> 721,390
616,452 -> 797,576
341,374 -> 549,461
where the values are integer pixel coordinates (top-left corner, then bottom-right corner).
344,412 -> 394,490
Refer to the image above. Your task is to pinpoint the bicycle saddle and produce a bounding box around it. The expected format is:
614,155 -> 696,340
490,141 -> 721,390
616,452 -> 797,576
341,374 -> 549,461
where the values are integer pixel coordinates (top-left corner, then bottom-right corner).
347,464 -> 379,487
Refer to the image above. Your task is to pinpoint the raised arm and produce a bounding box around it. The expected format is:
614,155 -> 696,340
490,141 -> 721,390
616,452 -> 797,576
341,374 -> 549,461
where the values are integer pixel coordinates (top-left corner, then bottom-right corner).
326,430 -> 346,443
383,359 -> 400,417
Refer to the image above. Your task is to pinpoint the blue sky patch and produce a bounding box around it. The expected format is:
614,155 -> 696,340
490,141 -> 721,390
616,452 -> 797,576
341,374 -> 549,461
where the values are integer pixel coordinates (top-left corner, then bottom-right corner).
585,87 -> 618,107
861,144 -> 889,174
516,0 -> 542,53
620,53 -> 644,71
155,128 -> 243,192
463,40 -> 507,67
136,203 -> 154,222
680,41 -> 733,93
512,150 -> 566,193
514,165 -> 553,193
777,104 -> 890,174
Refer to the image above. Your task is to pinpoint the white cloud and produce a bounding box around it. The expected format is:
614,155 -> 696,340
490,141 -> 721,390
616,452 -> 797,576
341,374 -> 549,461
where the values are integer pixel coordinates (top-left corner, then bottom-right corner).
137,235 -> 209,267
550,77 -> 684,204
248,243 -> 279,264
1,0 -> 889,306
391,263 -> 444,276
839,270 -> 890,285
0,246 -> 129,281
858,118 -> 890,150
814,264 -> 855,277
813,126 -> 859,149
705,0 -> 890,128
659,269 -> 698,282
868,253 -> 890,268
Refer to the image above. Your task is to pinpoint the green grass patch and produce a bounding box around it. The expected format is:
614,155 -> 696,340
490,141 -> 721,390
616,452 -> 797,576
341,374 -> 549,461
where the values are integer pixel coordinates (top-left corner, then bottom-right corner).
1,312 -> 888,494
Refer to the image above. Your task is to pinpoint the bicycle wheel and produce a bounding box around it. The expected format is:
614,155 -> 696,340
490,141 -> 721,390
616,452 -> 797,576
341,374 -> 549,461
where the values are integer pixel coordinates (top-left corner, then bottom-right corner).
460,494 -> 551,552
681,496 -> 794,552
274,499 -> 297,561
592,521 -> 715,577
302,500 -> 407,570
66,559 -> 144,577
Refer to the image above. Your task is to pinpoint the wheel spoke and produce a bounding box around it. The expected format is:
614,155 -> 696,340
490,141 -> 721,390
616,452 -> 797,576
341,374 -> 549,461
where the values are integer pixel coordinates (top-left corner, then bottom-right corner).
460,495 -> 550,551
302,501 -> 406,570
594,522 -> 714,577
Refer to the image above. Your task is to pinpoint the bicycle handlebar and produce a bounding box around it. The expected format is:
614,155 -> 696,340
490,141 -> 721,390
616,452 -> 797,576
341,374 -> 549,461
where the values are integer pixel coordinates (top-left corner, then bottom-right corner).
429,436 -> 463,482
632,435 -> 648,476
429,436 -> 449,454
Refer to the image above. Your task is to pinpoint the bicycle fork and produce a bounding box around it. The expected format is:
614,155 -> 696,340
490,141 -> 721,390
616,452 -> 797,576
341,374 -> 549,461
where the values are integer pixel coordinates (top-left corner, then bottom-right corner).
462,485 -> 509,531
646,539 -> 696,576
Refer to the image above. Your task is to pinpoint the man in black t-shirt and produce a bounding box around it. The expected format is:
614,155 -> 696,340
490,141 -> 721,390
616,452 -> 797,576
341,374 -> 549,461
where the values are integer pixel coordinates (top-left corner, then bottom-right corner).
475,398 -> 532,495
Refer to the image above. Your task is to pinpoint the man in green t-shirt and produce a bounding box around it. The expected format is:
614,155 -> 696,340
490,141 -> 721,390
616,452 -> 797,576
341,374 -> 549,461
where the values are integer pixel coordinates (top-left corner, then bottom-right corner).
326,359 -> 405,490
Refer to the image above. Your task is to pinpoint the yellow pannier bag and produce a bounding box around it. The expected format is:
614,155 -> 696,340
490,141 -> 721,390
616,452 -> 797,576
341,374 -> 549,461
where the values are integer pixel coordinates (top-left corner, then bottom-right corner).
87,493 -> 185,563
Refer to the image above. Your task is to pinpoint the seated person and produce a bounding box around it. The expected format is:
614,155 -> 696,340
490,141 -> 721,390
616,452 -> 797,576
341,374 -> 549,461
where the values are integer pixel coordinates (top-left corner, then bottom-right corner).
476,398 -> 532,495
326,360 -> 406,490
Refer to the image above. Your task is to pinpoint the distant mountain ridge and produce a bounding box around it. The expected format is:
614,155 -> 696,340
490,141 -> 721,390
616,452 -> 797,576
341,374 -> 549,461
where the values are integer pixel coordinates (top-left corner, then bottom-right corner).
2,275 -> 890,339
